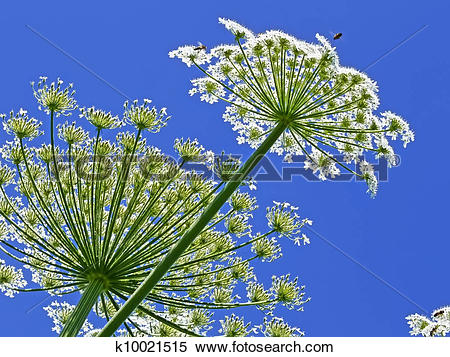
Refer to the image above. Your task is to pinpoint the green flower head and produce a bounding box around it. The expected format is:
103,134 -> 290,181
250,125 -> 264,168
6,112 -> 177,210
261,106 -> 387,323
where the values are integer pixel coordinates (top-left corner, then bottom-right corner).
31,77 -> 77,116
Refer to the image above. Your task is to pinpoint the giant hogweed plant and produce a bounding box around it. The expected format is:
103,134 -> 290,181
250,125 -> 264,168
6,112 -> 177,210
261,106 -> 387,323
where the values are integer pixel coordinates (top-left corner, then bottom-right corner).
99,18 -> 413,335
0,78 -> 311,336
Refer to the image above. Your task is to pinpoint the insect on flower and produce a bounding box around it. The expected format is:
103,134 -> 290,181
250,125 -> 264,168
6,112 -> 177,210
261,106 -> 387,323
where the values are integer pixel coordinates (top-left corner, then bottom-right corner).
406,306 -> 450,337
194,42 -> 207,51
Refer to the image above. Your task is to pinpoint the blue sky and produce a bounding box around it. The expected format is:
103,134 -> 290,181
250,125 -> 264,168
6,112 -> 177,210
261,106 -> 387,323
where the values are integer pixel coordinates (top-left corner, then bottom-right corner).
0,0 -> 448,336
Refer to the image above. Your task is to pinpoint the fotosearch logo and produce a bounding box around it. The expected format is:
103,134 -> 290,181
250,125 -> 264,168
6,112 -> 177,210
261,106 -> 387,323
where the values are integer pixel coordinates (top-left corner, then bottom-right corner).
49,153 -> 400,183
245,154 -> 401,182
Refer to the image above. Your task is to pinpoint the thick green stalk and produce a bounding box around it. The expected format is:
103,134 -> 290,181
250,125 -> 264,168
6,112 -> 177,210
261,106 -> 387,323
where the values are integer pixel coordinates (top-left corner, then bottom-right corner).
98,120 -> 288,336
60,279 -> 105,337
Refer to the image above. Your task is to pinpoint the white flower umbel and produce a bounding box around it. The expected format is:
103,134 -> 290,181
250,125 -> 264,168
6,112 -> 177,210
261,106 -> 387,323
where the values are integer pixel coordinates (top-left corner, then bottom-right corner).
2,109 -> 42,140
266,201 -> 312,244
406,306 -> 450,337
31,77 -> 77,117
219,314 -> 252,337
170,18 -> 414,196
0,258 -> 27,297
44,301 -> 93,335
258,316 -> 304,337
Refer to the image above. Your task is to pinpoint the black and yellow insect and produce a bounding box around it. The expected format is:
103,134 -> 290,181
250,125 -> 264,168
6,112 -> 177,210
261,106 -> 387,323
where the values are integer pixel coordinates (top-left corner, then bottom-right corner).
194,42 -> 207,51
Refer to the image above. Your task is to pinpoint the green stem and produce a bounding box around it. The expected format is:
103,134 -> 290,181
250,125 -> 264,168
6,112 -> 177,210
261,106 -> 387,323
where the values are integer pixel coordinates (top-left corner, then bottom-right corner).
60,279 -> 104,337
97,120 -> 288,337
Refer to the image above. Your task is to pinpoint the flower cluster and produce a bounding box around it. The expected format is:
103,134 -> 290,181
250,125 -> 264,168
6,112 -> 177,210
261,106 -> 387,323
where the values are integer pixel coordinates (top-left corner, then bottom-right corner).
44,301 -> 93,335
212,152 -> 256,189
218,314 -> 303,337
124,99 -> 170,132
258,316 -> 304,337
169,18 -> 413,197
0,78 -> 311,336
79,107 -> 122,130
219,314 -> 252,337
266,201 -> 312,245
0,258 -> 27,298
31,77 -> 77,116
57,121 -> 88,144
406,306 -> 450,337
0,164 -> 15,186
174,138 -> 205,162
2,109 -> 42,140
270,274 -> 308,311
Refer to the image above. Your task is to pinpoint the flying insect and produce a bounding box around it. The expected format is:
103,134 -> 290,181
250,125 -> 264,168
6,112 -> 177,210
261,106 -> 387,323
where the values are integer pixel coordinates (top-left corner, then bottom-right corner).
194,42 -> 207,51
